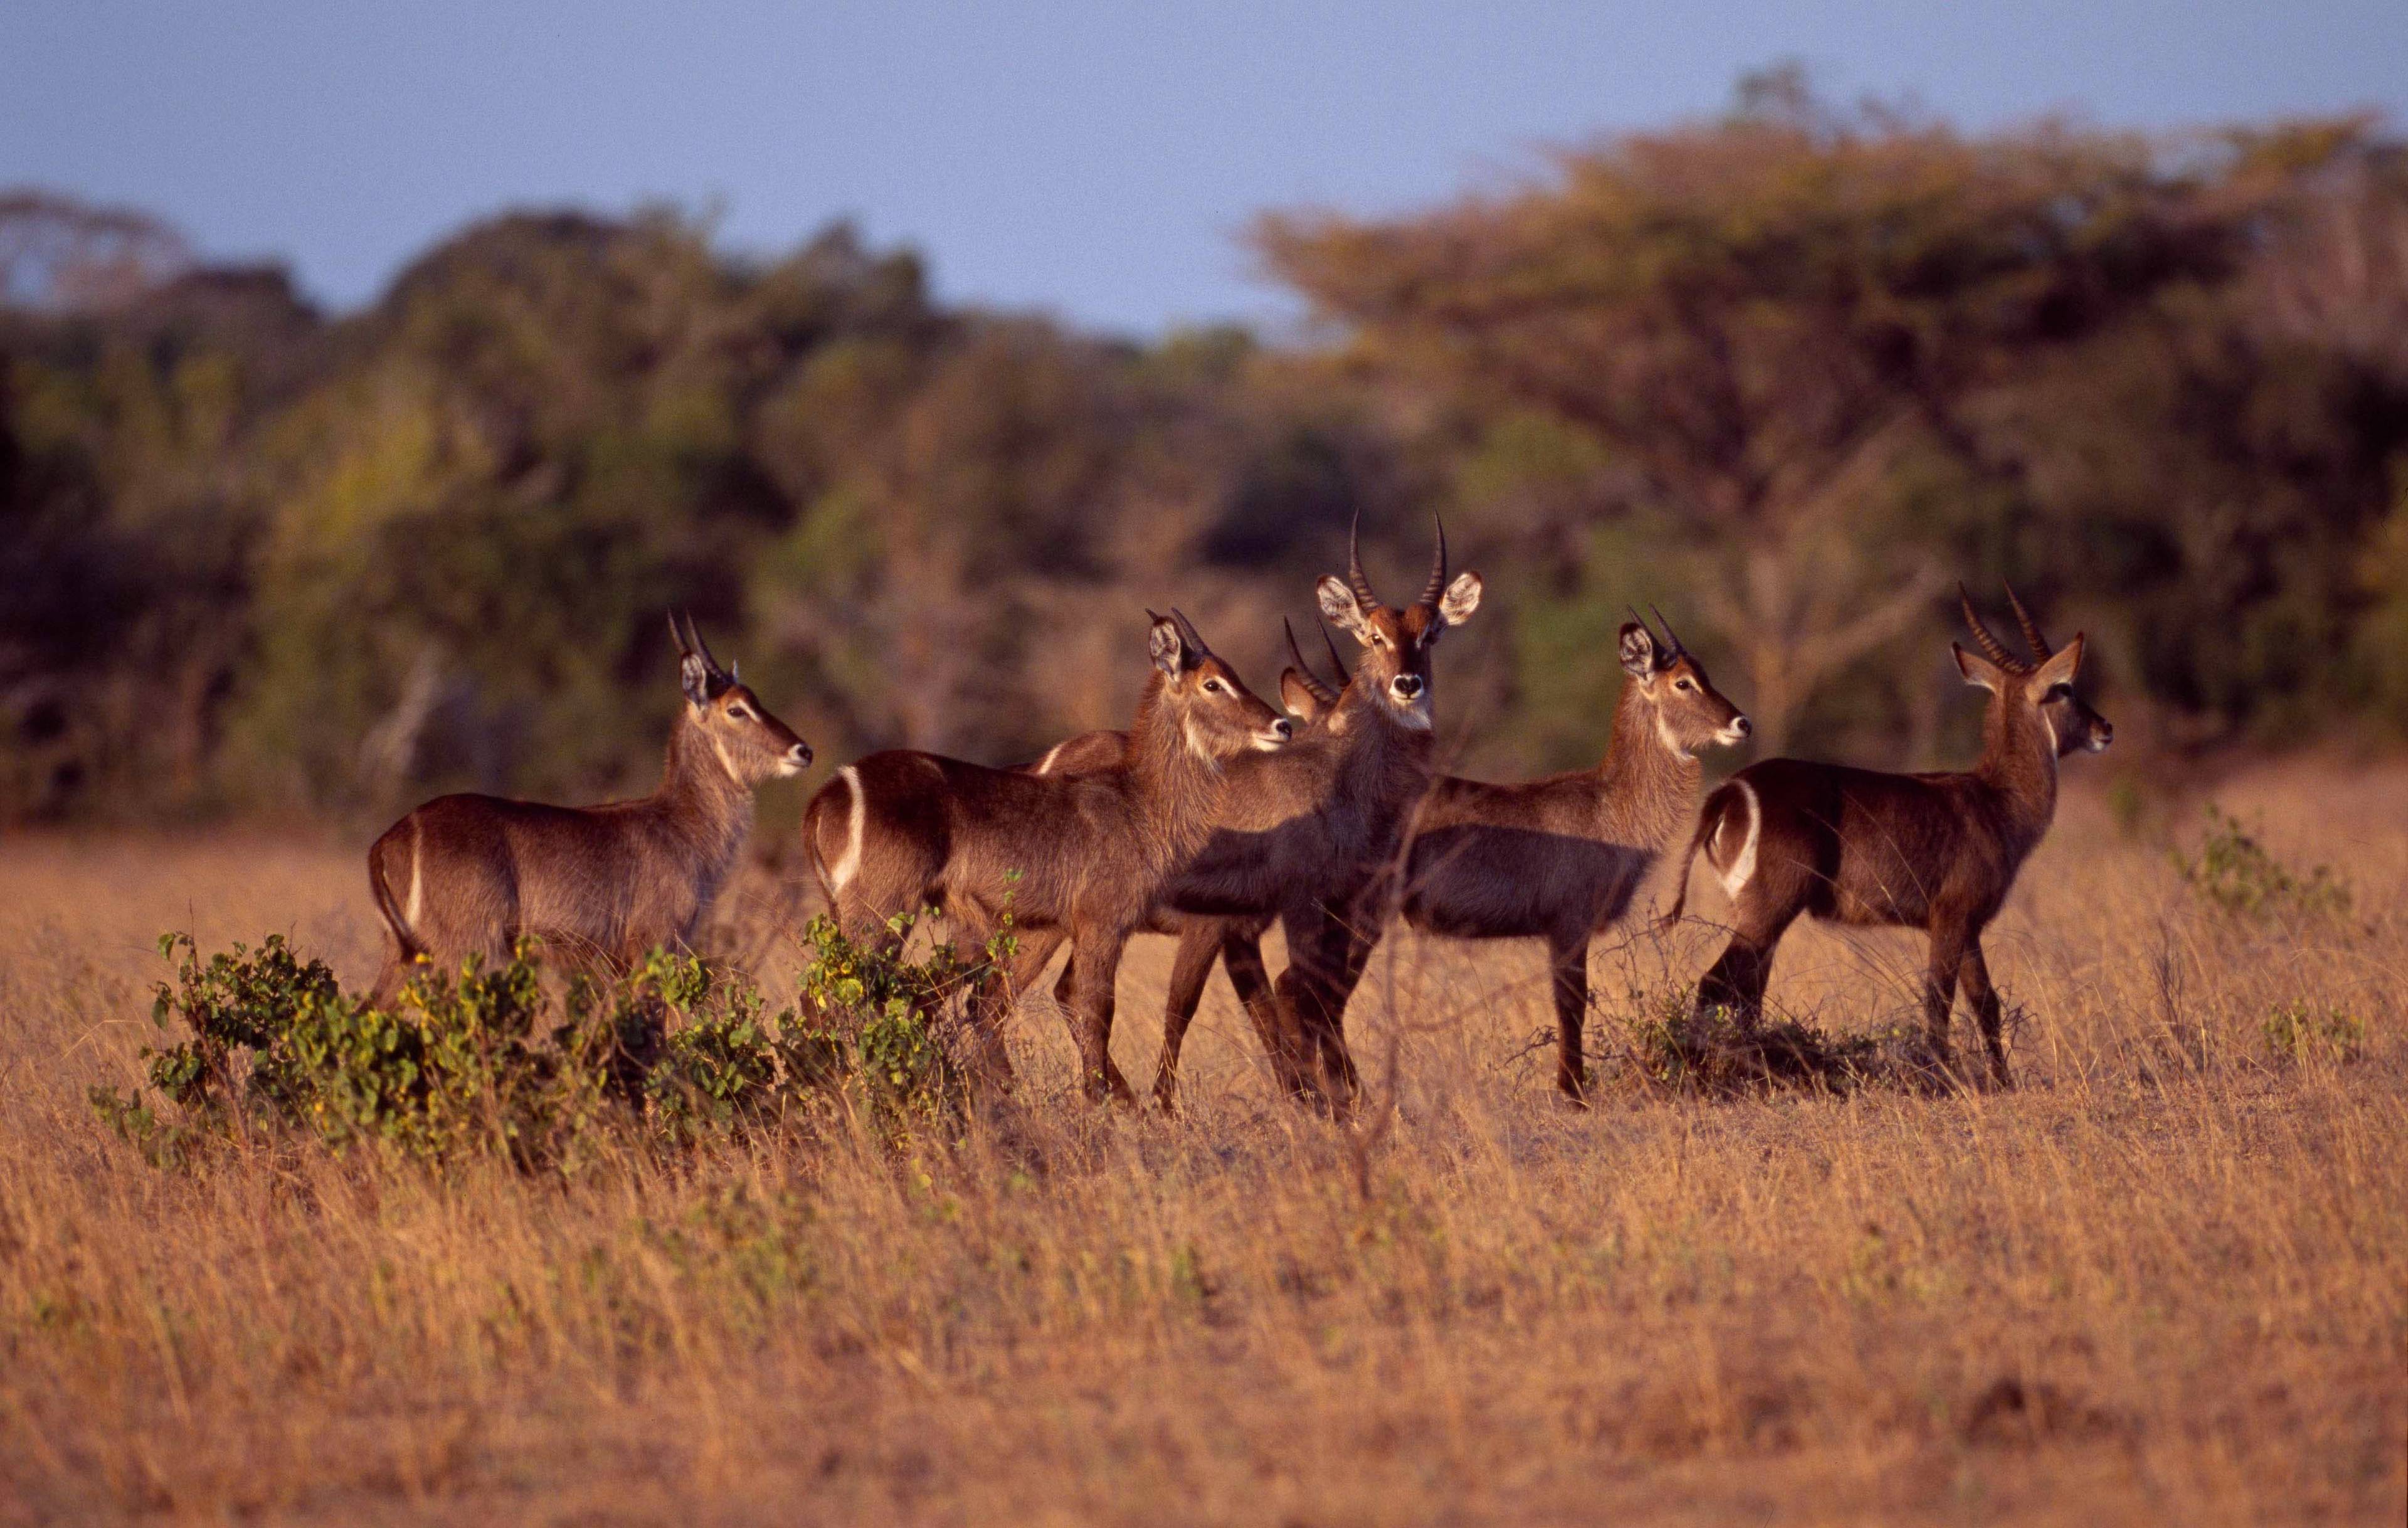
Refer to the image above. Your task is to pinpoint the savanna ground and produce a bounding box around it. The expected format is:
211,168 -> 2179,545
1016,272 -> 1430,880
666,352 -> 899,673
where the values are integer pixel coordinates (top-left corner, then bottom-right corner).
1,759 -> 2402,1525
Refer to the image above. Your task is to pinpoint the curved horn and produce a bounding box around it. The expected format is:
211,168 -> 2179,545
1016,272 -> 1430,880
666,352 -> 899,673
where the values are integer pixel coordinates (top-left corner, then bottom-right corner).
1958,583 -> 2027,674
669,611 -> 691,655
1346,510 -> 1381,611
1318,617 -> 1351,688
1170,608 -> 1208,657
685,614 -> 726,678
2002,582 -> 2052,661
1648,603 -> 1686,658
1283,618 -> 1341,709
1416,514 -> 1449,610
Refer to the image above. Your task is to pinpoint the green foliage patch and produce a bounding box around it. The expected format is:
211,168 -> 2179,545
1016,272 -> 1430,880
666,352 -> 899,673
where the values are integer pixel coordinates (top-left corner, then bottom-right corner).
2173,805 -> 2353,923
91,917 -> 1001,1172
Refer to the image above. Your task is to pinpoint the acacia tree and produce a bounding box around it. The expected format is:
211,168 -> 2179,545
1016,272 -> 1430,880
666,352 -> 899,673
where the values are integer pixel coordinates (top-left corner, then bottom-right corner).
1257,84 -> 2244,748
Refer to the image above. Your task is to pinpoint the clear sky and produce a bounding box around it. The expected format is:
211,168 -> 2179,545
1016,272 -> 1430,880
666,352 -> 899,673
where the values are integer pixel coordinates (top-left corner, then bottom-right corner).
5,1 -> 2404,335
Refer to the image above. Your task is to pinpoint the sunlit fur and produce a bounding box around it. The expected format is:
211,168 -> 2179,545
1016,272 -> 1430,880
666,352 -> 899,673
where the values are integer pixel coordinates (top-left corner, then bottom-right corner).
1135,619 -> 1750,1109
1015,534 -> 1482,1112
366,626 -> 811,1001
802,615 -> 1287,1103
1665,596 -> 2112,1085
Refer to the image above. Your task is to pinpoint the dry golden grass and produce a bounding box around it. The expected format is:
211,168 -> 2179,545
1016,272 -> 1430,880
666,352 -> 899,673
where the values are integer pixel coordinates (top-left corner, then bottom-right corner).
3,761 -> 2403,1525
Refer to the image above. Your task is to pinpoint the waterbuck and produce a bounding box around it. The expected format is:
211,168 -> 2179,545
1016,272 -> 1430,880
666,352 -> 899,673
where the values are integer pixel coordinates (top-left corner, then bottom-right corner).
1141,609 -> 1747,1107
1664,586 -> 2111,1085
1020,621 -> 1343,1105
1025,520 -> 1483,1111
802,610 -> 1291,1101
367,615 -> 813,1001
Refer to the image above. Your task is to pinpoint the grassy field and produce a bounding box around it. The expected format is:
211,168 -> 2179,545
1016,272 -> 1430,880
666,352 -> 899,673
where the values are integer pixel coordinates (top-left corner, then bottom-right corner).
2,760 -> 2402,1525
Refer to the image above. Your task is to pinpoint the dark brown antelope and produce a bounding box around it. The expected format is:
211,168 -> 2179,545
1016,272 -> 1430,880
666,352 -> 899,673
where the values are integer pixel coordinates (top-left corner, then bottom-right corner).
367,616 -> 813,1001
803,611 -> 1290,1102
1020,622 -> 1342,1104
1664,586 -> 2111,1085
1141,610 -> 1747,1107
1020,520 -> 1482,1111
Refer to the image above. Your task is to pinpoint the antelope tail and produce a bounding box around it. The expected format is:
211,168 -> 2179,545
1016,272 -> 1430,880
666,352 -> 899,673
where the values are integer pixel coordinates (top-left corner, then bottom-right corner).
1661,790 -> 1726,930
367,834 -> 423,961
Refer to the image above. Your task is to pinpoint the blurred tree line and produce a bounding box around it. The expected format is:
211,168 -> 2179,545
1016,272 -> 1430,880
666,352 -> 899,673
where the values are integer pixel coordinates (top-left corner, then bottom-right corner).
6,81 -> 2407,827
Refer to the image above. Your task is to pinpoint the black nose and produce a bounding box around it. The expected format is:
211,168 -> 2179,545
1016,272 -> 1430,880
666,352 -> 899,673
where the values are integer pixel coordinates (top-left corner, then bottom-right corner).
1733,715 -> 1752,737
1393,675 -> 1423,699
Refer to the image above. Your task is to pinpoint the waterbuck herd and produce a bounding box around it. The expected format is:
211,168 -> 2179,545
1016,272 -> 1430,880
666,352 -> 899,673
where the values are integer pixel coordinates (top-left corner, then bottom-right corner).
369,520 -> 2110,1109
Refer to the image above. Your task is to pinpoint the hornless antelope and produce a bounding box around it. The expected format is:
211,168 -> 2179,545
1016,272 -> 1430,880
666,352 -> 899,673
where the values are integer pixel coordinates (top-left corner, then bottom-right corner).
1023,520 -> 1482,1111
803,611 -> 1291,1102
1151,609 -> 1749,1106
367,615 -> 813,1001
1664,586 -> 2111,1086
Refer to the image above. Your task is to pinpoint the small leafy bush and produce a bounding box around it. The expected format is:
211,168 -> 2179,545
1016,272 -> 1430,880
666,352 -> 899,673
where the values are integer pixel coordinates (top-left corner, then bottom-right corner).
783,912 -> 977,1129
2175,805 -> 2351,922
1618,984 -> 1942,1097
2261,1001 -> 2367,1064
92,914 -> 1010,1171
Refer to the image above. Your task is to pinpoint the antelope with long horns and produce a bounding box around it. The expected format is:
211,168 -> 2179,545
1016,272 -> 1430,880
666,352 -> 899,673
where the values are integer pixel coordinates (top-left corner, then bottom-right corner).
1148,607 -> 1749,1107
1020,519 -> 1482,1111
803,610 -> 1291,1102
1664,586 -> 2111,1085
367,616 -> 813,1001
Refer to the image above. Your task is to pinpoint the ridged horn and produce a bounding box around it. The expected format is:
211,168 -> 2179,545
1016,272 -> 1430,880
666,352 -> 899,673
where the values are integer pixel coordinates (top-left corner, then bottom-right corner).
1958,583 -> 2028,674
1346,510 -> 1381,611
1417,515 -> 1449,611
2003,582 -> 2052,661
1318,617 -> 1350,688
1283,618 -> 1340,709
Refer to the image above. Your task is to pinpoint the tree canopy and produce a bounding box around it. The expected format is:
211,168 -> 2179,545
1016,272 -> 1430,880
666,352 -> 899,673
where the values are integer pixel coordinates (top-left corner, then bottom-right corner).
5,89 -> 2405,825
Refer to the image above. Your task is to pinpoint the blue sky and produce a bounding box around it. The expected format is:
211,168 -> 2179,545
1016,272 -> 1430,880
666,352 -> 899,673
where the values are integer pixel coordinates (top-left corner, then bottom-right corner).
5,1 -> 2404,334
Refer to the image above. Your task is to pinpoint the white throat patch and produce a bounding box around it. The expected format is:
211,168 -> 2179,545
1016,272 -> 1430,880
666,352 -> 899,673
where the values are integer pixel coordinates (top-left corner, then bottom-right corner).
1181,717 -> 1225,769
1656,713 -> 1695,762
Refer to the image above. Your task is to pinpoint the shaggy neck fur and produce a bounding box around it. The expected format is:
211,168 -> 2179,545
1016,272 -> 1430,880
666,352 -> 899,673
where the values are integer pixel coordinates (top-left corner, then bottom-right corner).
1328,676 -> 1439,846
1123,672 -> 1230,872
1593,676 -> 1703,853
1972,685 -> 2060,849
653,716 -> 759,896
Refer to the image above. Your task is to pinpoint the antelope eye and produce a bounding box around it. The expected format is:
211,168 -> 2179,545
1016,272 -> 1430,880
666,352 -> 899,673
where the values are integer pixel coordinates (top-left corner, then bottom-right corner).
729,703 -> 755,721
1203,680 -> 1224,694
1676,679 -> 1696,693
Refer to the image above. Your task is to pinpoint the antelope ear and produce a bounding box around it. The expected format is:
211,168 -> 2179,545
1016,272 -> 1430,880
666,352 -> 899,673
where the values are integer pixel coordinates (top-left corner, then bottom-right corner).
1617,621 -> 1656,679
1147,613 -> 1191,678
2027,633 -> 2086,697
679,651 -> 716,708
1317,576 -> 1373,642
1279,670 -> 1328,724
1952,642 -> 2004,693
1437,571 -> 1482,627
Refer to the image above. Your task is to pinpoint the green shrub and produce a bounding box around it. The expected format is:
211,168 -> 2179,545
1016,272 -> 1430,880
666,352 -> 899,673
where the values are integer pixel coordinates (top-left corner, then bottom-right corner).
2261,1002 -> 2367,1064
91,915 -> 1010,1171
2174,805 -> 2352,922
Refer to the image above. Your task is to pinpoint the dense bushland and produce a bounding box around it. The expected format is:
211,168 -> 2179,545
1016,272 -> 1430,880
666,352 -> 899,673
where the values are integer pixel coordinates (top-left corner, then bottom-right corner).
6,82 -> 2407,825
